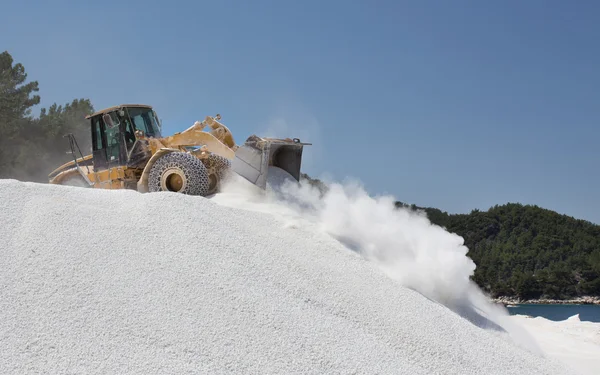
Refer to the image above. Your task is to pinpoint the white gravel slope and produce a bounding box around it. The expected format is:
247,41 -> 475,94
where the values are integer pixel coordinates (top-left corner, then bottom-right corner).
511,314 -> 600,375
0,180 -> 578,374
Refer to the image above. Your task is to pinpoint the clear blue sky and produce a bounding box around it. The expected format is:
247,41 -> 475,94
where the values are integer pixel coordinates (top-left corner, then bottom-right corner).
2,0 -> 598,223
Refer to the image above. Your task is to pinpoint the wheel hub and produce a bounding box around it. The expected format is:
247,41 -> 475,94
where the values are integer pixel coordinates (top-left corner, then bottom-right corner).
161,168 -> 187,192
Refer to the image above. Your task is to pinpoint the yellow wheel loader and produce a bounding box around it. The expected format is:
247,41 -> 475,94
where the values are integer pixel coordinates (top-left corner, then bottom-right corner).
48,104 -> 310,195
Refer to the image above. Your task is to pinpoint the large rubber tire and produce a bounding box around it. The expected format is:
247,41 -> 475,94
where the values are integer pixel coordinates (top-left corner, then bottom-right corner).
201,153 -> 231,195
148,152 -> 210,196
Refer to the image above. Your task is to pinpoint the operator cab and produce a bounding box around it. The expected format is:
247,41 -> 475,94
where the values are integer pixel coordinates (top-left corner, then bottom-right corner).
87,104 -> 162,171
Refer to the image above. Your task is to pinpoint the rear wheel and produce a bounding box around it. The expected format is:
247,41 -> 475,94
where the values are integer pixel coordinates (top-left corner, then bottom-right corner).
148,152 -> 210,196
201,153 -> 231,195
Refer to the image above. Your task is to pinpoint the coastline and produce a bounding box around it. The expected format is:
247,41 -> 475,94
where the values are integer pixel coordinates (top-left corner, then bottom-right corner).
492,295 -> 600,306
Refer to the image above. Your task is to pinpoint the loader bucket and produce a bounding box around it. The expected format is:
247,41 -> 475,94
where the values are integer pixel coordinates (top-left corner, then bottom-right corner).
231,135 -> 309,189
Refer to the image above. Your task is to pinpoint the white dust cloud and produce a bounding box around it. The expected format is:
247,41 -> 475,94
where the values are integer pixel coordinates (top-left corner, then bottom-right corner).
215,167 -> 543,355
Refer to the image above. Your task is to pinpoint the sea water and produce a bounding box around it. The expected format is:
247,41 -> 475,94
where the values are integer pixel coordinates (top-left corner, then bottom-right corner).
507,304 -> 600,322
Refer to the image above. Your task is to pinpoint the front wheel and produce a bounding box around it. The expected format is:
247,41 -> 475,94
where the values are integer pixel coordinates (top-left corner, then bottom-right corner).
148,152 -> 210,196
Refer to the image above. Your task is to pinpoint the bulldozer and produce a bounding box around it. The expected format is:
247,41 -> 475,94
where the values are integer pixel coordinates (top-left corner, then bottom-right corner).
48,104 -> 310,196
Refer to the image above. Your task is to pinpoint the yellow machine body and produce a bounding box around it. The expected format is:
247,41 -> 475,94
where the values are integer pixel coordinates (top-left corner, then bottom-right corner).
48,104 -> 309,195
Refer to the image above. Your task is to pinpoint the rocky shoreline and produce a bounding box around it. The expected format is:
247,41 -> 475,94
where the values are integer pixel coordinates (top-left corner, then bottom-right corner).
492,296 -> 600,306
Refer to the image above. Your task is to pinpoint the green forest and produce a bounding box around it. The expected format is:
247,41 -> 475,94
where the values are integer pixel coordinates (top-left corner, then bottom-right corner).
394,202 -> 600,300
3,50 -> 599,301
0,51 -> 94,182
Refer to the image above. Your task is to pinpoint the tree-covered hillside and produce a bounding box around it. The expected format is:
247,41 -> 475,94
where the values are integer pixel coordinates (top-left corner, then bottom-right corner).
0,51 -> 94,182
396,201 -> 600,300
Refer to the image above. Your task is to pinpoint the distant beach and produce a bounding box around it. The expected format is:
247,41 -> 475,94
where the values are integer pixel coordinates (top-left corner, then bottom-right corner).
493,296 -> 600,306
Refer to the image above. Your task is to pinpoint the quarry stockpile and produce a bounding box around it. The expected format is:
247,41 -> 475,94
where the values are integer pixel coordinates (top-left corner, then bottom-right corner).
0,179 -> 578,374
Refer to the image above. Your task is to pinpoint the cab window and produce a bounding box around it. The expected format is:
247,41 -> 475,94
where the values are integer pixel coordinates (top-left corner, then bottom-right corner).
91,114 -> 121,162
126,107 -> 161,137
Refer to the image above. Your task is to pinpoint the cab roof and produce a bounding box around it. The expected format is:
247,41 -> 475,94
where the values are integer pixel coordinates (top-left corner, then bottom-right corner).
85,104 -> 153,119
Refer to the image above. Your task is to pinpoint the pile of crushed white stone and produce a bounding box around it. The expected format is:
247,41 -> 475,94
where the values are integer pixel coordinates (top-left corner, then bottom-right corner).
0,178 -> 593,374
511,313 -> 600,375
